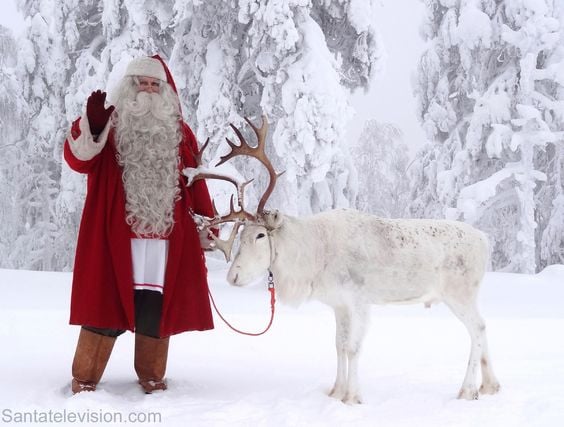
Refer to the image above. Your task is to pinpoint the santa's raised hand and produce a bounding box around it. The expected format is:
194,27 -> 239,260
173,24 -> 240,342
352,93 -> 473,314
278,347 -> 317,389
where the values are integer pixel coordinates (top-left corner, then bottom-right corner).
86,90 -> 115,136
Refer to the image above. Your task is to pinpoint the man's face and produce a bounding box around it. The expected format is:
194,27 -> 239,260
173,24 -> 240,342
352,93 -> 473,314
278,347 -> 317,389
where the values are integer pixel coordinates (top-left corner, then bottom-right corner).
137,76 -> 161,93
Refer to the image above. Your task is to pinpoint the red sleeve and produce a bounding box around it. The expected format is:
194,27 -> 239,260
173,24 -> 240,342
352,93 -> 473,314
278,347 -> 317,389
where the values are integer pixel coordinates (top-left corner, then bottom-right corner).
181,123 -> 215,219
63,117 -> 101,174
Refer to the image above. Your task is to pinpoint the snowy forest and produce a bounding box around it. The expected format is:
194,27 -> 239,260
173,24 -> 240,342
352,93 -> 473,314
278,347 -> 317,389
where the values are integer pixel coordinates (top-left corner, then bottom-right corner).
0,0 -> 562,274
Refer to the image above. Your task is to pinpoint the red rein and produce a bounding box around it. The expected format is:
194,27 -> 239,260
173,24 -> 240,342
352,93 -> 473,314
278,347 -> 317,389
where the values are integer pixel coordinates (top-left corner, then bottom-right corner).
208,275 -> 276,336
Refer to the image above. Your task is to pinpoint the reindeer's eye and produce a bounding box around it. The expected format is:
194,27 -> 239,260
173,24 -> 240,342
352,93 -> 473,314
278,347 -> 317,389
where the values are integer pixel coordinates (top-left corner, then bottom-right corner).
256,233 -> 266,239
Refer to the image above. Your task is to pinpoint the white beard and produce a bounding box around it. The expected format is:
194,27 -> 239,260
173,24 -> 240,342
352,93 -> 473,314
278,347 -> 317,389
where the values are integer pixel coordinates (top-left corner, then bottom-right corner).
113,88 -> 182,238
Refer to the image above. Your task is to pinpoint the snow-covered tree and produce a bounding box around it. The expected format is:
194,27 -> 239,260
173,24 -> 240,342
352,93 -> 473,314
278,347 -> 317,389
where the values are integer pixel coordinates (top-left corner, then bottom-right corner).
171,0 -> 384,215
0,26 -> 29,268
351,120 -> 410,217
6,0 -> 72,270
411,0 -> 564,273
3,0 -> 384,270
536,0 -> 564,270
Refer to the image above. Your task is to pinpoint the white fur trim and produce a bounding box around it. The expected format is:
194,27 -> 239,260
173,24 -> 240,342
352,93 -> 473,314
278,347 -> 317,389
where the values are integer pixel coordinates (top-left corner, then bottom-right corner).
66,111 -> 110,161
125,57 -> 166,81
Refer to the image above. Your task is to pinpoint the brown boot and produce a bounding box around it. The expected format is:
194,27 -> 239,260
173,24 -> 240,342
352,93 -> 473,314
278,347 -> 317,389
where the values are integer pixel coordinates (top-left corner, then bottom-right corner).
134,333 -> 170,393
71,328 -> 116,394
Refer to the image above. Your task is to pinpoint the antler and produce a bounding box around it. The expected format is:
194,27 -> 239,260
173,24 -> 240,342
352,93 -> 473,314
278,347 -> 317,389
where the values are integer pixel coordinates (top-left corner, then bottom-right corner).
187,115 -> 282,261
209,186 -> 255,226
218,116 -> 283,214
207,221 -> 242,262
184,138 -> 239,194
184,137 -> 251,261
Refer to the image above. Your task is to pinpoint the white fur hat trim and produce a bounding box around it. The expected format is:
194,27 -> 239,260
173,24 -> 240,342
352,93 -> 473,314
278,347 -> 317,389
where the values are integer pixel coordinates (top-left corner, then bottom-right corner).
125,57 -> 166,82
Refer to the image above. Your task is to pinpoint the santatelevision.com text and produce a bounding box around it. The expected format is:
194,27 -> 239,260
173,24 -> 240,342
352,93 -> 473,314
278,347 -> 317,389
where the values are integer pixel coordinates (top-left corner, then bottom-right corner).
2,408 -> 162,424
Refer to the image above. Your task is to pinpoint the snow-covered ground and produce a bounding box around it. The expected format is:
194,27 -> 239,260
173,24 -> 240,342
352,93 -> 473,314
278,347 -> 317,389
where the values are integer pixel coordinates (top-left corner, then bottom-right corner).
1,260 -> 563,427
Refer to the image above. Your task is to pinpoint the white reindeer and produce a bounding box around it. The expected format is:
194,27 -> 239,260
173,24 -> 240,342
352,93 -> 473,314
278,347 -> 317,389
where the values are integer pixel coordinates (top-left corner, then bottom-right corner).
228,210 -> 500,403
187,117 -> 501,404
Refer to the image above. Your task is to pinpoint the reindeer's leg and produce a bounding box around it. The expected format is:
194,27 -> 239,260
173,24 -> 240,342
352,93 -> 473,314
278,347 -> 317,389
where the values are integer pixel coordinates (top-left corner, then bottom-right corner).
474,309 -> 500,395
342,302 -> 369,405
478,332 -> 500,395
329,306 -> 348,401
445,299 -> 499,399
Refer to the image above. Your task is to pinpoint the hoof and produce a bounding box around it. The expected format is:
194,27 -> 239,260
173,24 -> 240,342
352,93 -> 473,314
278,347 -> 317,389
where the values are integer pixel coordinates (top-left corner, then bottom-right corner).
329,386 -> 345,401
458,387 -> 479,400
480,382 -> 500,395
328,389 -> 345,400
342,393 -> 363,405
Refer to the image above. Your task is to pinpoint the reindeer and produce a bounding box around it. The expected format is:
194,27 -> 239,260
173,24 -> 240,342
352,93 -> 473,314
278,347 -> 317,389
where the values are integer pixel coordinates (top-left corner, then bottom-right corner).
184,117 -> 501,404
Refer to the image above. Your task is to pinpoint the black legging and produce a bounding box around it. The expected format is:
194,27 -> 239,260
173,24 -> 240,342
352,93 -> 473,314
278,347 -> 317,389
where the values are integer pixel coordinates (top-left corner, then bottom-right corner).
83,290 -> 163,338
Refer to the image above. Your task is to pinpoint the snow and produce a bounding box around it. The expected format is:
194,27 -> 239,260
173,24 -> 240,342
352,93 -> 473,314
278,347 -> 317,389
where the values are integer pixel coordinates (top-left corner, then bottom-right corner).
454,160 -> 548,224
1,261 -> 563,426
347,0 -> 377,34
456,5 -> 492,50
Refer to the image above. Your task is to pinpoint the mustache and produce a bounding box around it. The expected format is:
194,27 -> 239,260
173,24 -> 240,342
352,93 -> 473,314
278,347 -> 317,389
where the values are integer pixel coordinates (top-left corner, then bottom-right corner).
121,91 -> 178,122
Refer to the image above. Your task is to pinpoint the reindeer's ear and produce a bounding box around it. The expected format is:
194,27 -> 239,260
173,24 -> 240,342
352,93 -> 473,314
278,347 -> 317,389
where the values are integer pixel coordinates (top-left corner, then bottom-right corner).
260,210 -> 283,230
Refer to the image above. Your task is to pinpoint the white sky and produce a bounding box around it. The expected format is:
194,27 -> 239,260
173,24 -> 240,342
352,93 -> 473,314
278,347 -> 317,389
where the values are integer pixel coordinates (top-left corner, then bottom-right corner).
347,0 -> 428,155
0,0 -> 24,35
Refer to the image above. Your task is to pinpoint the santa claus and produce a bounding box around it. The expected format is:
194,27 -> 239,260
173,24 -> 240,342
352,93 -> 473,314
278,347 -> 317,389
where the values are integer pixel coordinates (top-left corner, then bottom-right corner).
64,55 -> 215,394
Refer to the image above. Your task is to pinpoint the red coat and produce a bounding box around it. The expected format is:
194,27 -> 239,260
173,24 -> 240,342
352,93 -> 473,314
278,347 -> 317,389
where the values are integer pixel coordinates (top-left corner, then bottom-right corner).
64,117 -> 215,337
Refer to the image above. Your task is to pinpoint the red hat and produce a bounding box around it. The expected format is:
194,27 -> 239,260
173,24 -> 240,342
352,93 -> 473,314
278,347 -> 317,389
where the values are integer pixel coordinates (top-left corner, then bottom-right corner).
151,54 -> 178,93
